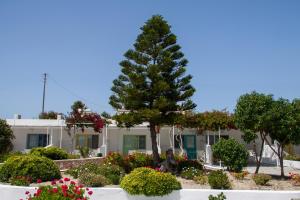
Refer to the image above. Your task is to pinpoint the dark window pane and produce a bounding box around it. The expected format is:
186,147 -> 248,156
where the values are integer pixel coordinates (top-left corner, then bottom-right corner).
138,136 -> 146,149
91,135 -> 99,149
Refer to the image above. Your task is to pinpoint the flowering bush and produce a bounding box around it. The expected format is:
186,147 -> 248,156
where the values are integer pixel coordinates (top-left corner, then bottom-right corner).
177,160 -> 203,173
103,152 -> 125,168
66,162 -> 124,185
97,163 -> 124,184
120,167 -> 181,196
289,172 -> 300,186
78,172 -> 109,187
123,152 -> 154,172
180,167 -> 203,180
65,162 -> 100,178
21,179 -> 92,200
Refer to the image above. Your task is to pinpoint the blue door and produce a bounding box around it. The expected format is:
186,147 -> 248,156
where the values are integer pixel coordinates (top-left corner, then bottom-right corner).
183,135 -> 196,160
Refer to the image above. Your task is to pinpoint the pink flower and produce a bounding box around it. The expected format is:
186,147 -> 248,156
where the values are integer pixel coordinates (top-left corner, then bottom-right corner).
59,179 -> 64,183
36,179 -> 42,183
51,180 -> 56,185
88,191 -> 93,195
25,191 -> 30,195
70,181 -> 76,185
86,188 -> 89,191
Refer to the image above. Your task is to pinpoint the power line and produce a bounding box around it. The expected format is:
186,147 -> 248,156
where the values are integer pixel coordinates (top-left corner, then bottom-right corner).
47,74 -> 106,110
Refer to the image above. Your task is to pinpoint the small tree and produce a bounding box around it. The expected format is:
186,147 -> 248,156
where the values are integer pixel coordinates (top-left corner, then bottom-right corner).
66,101 -> 104,150
264,98 -> 300,178
109,15 -> 196,164
212,138 -> 249,172
0,119 -> 15,154
234,91 -> 273,173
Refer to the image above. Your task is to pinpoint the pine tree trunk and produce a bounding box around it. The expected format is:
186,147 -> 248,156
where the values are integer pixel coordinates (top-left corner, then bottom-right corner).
255,133 -> 265,174
150,122 -> 160,166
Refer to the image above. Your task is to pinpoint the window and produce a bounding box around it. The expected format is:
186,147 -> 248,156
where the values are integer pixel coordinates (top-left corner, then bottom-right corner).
27,134 -> 49,149
75,134 -> 99,149
123,135 -> 146,154
206,135 -> 229,145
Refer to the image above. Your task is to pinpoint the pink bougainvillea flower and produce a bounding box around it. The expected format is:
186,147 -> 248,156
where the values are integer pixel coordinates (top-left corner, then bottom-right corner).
25,191 -> 30,195
88,191 -> 93,195
36,179 -> 42,183
59,179 -> 64,183
70,180 -> 76,185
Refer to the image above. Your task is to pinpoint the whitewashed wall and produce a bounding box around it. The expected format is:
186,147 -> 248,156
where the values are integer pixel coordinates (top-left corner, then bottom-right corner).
1,185 -> 300,200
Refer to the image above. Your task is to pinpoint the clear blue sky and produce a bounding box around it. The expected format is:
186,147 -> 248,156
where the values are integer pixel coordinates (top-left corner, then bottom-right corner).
1,0 -> 299,119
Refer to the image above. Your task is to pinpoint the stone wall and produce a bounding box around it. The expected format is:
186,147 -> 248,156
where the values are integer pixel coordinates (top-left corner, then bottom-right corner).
54,157 -> 104,170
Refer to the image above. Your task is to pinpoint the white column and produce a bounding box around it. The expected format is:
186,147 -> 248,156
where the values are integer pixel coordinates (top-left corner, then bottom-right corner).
46,127 -> 49,145
172,125 -> 175,153
50,128 -> 53,145
60,126 -> 63,148
206,131 -> 212,165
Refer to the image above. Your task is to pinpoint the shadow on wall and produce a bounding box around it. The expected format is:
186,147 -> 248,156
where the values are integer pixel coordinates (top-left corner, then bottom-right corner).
126,191 -> 180,200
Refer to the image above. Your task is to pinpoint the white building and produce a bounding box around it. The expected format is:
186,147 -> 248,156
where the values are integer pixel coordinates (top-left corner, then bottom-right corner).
5,116 -> 300,164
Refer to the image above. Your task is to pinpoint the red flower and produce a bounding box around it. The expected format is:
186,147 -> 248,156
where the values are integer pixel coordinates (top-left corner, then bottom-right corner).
88,191 -> 93,195
51,180 -> 56,185
25,191 -> 30,195
36,179 -> 42,183
70,181 -> 76,185
59,179 -> 64,183
63,177 -> 70,182
52,188 -> 58,193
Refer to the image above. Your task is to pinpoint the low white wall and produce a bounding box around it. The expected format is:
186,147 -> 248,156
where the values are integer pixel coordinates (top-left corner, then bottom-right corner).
283,159 -> 300,170
1,185 -> 300,200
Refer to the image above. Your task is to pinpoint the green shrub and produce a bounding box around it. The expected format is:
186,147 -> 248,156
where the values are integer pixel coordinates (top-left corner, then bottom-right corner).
212,138 -> 249,172
67,154 -> 80,159
177,160 -> 203,172
208,192 -> 227,200
0,155 -> 61,182
79,147 -> 90,158
120,167 -> 181,196
65,162 -> 100,178
30,147 -> 68,160
9,175 -> 31,186
180,167 -> 203,180
193,174 -> 208,185
252,173 -> 272,185
78,172 -> 109,187
0,151 -> 24,163
98,163 -> 124,184
208,170 -> 231,189
231,171 -> 248,180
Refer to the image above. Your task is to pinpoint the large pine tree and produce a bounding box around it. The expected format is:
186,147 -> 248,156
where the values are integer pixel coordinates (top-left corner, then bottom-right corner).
109,15 -> 196,164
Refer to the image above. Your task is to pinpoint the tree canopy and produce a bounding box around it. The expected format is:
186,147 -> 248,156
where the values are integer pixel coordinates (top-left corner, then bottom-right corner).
39,111 -> 64,120
0,119 -> 15,154
109,15 -> 196,163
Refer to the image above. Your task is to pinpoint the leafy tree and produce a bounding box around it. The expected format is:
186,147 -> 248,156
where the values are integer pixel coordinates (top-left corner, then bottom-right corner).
109,15 -> 196,164
39,111 -> 64,119
212,138 -> 249,172
264,98 -> 300,178
0,119 -> 15,154
234,91 -> 273,173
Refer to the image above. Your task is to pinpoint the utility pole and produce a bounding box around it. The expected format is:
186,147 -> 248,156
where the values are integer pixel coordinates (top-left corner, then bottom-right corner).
42,73 -> 47,113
